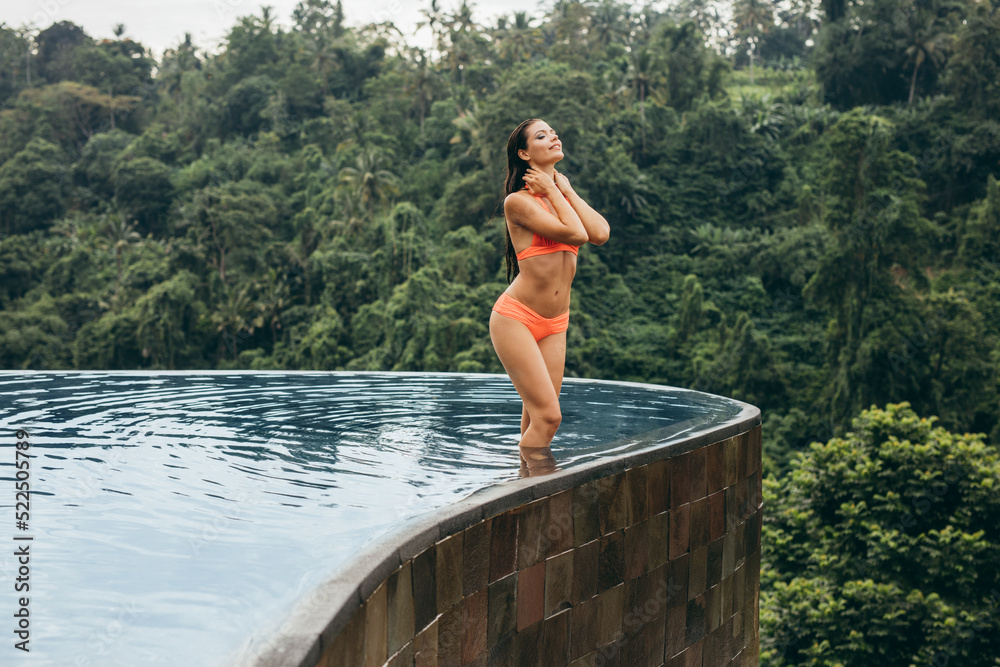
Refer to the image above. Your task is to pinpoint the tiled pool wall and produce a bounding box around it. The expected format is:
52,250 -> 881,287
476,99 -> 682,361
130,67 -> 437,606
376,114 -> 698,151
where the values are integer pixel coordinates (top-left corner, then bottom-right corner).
264,423 -> 762,667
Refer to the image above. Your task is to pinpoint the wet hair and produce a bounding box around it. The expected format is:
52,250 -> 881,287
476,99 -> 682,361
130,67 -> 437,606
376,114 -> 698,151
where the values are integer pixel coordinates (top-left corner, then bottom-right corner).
500,118 -> 542,283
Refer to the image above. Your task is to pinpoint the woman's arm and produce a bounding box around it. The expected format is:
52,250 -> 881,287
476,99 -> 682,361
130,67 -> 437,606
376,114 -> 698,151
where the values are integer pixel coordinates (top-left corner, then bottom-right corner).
508,168 -> 588,245
554,170 -> 610,245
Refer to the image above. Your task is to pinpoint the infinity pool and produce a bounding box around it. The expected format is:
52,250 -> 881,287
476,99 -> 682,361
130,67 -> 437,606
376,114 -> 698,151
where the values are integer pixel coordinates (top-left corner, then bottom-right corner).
0,371 -> 745,666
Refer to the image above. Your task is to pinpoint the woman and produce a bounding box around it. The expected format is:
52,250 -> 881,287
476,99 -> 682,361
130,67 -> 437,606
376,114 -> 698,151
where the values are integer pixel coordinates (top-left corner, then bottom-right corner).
490,118 -> 610,473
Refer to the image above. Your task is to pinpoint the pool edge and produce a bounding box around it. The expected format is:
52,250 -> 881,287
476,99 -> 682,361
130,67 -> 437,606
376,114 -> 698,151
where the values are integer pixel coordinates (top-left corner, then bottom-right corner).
231,390 -> 762,667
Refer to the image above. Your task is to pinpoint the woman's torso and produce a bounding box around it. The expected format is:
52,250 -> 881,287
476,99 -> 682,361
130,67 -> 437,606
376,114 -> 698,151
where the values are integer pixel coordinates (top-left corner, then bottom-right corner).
505,191 -> 578,317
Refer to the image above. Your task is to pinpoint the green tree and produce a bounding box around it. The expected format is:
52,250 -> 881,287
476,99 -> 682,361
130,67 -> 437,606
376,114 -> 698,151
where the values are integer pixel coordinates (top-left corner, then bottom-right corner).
762,403 -> 1000,666
0,137 -> 68,234
803,109 -> 933,423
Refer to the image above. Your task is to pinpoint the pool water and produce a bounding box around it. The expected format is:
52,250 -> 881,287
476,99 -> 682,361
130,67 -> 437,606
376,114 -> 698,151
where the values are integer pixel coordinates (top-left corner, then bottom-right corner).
0,372 -> 743,666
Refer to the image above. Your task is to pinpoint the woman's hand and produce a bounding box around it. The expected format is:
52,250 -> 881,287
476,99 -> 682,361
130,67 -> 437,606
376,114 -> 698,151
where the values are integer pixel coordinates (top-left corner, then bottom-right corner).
523,167 -> 559,197
553,169 -> 574,196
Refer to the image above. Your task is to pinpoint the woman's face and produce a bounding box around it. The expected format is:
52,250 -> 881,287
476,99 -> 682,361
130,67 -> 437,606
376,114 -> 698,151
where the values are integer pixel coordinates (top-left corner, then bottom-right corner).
519,120 -> 563,167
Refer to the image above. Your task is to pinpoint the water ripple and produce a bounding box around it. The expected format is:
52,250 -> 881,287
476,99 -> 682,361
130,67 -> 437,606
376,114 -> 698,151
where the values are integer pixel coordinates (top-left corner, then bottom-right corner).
0,371 -> 741,666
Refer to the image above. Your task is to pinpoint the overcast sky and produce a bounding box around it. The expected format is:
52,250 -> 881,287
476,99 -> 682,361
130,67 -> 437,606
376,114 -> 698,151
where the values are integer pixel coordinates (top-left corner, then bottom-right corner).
3,0 -> 557,58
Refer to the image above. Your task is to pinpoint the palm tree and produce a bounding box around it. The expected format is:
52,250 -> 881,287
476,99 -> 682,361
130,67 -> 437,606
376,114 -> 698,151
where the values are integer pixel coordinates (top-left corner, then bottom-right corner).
494,12 -> 542,63
444,1 -> 480,86
586,0 -> 631,50
905,17 -> 952,105
209,282 -> 257,362
451,100 -> 492,169
338,149 -> 400,218
418,0 -> 447,61
255,267 -> 290,347
400,48 -> 437,136
100,212 -> 142,307
733,0 -> 775,85
624,46 -> 655,151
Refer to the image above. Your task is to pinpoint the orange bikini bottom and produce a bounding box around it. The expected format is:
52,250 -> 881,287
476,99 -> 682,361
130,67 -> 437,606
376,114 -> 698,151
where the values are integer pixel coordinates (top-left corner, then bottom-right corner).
492,292 -> 569,342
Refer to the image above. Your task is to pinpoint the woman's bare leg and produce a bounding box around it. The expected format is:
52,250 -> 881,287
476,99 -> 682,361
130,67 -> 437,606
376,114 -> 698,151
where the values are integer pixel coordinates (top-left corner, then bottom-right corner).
519,331 -> 567,438
490,311 -> 563,449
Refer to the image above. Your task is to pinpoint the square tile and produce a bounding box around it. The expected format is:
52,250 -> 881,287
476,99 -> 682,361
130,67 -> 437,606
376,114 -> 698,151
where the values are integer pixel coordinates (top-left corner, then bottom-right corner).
709,492 -> 724,543
489,511 -> 518,582
461,588 -> 487,664
689,497 -> 709,553
544,549 -> 574,618
623,571 -> 651,637
736,477 -> 749,524
706,442 -> 724,495
435,532 -> 463,614
707,539 -> 723,590
684,638 -> 703,667
706,583 -> 723,633
670,452 -> 691,508
487,630 -> 516,667
517,560 -> 546,631
573,539 -> 600,605
665,554 -> 689,610
644,614 -> 666,667
624,520 -> 650,580
626,466 -> 650,524
487,571 -> 517,644
722,532 -> 736,579
596,583 -> 625,647
735,520 -> 747,568
363,581 -> 388,667
387,561 -> 415,655
721,573 -> 733,620
749,426 -> 762,476
517,497 -> 550,570
598,530 -> 625,592
664,601 -> 686,659
685,594 -> 706,645
723,437 -> 738,488
668,503 -> 690,560
413,620 -> 437,667
386,642 -> 414,667
647,459 -> 670,516
436,601 -> 462,666
412,547 -> 437,632
463,520 -> 490,598
599,473 -> 630,535
539,608 -> 570,666
569,596 -> 599,660
546,489 -> 575,557
513,620 -> 541,665
687,546 -> 707,601
732,565 -> 746,614
647,511 -> 669,570
725,486 -> 737,534
689,448 -> 707,502
620,625 -> 646,667
737,431 -> 748,482
319,605 -> 364,667
574,481 -> 601,547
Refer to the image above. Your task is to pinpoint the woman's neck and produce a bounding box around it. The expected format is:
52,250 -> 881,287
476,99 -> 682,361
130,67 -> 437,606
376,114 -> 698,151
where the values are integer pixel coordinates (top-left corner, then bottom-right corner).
529,163 -> 556,179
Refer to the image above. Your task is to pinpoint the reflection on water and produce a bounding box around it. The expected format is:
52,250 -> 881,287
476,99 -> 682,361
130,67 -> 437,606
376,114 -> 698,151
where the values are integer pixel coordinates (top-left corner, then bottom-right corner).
519,445 -> 559,477
0,371 -> 743,666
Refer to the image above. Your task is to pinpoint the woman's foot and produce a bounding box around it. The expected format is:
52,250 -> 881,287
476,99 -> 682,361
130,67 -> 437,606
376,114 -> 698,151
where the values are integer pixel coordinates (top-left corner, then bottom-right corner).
518,445 -> 557,477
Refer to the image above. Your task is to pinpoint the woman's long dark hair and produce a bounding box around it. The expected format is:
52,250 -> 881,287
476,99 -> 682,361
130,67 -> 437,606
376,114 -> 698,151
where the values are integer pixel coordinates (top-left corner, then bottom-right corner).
500,118 -> 542,283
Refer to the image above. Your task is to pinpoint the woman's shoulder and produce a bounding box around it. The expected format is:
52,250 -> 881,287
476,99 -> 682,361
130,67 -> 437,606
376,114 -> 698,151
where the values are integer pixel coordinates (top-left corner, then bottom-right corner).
503,190 -> 534,220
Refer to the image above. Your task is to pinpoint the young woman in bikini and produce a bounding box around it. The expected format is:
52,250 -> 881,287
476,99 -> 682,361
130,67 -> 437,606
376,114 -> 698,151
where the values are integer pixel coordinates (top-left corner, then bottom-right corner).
490,118 -> 610,473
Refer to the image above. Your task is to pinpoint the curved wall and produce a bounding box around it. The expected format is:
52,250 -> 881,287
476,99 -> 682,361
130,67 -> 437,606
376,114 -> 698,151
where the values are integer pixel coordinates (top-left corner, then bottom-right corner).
248,412 -> 762,667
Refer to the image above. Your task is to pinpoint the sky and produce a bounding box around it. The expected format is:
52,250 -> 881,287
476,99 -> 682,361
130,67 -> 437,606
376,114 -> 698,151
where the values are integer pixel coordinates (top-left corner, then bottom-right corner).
2,0 -> 555,59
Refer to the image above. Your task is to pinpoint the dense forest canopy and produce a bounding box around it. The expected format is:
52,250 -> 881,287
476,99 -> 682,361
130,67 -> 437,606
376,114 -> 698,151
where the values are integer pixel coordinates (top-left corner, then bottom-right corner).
0,1 -> 998,660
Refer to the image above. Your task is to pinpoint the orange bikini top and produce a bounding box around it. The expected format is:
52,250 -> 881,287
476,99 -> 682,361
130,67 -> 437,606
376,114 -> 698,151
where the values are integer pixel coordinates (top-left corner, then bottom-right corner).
515,188 -> 581,261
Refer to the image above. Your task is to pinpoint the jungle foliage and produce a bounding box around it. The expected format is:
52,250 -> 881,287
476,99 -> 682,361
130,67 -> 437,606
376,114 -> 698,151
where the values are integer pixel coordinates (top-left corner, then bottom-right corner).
0,1 -> 998,662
